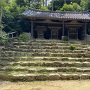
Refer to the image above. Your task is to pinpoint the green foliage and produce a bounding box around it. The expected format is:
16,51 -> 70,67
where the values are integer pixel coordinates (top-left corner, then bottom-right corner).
18,33 -> 29,41
80,0 -> 90,11
60,3 -> 81,11
40,6 -> 49,11
3,0 -> 27,33
69,44 -> 76,50
0,30 -> 9,45
0,24 -> 3,29
31,2 -> 41,9
62,36 -> 68,41
60,4 -> 74,11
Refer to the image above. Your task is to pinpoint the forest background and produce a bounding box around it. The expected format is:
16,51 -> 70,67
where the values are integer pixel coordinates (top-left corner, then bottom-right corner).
0,0 -> 90,34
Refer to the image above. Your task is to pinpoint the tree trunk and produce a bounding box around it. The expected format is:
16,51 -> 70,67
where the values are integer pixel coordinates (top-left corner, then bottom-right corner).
42,0 -> 44,6
45,0 -> 47,7
0,5 -> 2,30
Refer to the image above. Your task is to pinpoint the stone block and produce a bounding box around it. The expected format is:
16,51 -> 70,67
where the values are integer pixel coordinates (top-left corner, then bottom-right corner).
48,73 -> 60,80
35,74 -> 48,81
71,74 -> 80,80
60,74 -> 79,80
12,74 -> 36,81
80,74 -> 90,79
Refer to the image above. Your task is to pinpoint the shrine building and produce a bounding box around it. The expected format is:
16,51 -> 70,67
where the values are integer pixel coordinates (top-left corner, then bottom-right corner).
21,8 -> 90,41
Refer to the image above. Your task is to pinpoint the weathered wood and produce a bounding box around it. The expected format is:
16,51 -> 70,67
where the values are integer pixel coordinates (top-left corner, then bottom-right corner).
31,20 -> 33,39
63,21 -> 64,36
85,21 -> 87,41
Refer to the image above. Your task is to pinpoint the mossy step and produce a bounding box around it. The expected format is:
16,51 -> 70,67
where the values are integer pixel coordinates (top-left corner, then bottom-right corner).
1,49 -> 86,53
0,73 -> 90,81
4,46 -> 88,50
1,52 -> 89,58
1,49 -> 88,54
1,60 -> 90,67
31,53 -> 89,58
0,57 -> 33,61
1,65 -> 90,72
2,61 -> 90,67
12,42 -> 88,47
12,40 -> 87,44
33,57 -> 90,62
1,60 -> 89,66
0,57 -> 90,62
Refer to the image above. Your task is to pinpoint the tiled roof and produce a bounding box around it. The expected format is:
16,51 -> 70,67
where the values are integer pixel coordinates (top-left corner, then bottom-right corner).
21,8 -> 90,20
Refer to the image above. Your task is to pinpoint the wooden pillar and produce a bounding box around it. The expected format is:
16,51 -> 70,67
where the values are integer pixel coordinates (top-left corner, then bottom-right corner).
85,21 -> 87,41
62,20 -> 64,36
12,34 -> 13,38
77,28 -> 78,40
31,20 -> 33,39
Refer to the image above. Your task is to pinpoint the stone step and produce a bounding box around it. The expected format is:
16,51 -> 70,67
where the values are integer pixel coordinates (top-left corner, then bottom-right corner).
0,40 -> 90,81
12,40 -> 87,45
1,60 -> 90,66
1,52 -> 89,58
2,47 -> 89,53
31,53 -> 89,58
0,72 -> 90,81
1,66 -> 90,73
11,61 -> 90,65
1,49 -> 86,53
6,45 -> 88,49
33,57 -> 90,62
0,57 -> 90,62
1,61 -> 90,67
11,44 -> 88,49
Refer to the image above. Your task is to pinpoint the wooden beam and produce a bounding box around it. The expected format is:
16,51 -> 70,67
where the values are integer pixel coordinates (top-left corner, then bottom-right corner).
31,20 -> 33,39
30,21 -> 62,24
63,20 -> 64,36
85,21 -> 87,41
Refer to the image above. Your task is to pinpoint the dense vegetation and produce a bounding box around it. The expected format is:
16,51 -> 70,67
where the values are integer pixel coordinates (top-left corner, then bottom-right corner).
0,0 -> 90,35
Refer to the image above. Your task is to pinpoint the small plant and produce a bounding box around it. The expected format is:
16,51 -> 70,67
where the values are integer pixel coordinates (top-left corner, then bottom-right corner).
62,36 -> 68,41
0,31 -> 9,45
69,44 -> 76,50
18,33 -> 29,42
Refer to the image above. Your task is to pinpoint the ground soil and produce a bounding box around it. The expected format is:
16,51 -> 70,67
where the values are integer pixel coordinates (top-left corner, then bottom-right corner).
0,80 -> 90,90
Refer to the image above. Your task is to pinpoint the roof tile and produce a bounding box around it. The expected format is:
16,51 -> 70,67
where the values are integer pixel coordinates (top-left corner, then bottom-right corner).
21,8 -> 90,20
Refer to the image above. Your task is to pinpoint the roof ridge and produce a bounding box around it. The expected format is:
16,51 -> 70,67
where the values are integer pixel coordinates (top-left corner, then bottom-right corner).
21,8 -> 90,20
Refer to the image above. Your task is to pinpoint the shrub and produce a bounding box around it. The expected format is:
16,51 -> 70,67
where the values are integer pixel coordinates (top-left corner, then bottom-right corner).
62,36 -> 68,41
0,31 -> 9,45
18,33 -> 29,41
69,44 -> 76,50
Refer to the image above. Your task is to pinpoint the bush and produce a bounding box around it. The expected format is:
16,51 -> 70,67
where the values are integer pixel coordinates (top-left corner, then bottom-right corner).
0,31 -> 9,45
18,33 -> 29,41
62,36 -> 68,41
69,44 -> 76,50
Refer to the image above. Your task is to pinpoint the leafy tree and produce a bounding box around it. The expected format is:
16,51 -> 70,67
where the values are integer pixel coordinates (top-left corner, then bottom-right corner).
48,0 -> 82,11
0,0 -> 6,30
80,0 -> 90,11
60,3 -> 74,11
3,0 -> 27,33
60,3 -> 81,11
40,6 -> 49,10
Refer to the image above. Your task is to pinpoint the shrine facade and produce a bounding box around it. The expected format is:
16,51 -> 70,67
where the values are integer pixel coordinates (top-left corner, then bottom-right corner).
21,8 -> 90,40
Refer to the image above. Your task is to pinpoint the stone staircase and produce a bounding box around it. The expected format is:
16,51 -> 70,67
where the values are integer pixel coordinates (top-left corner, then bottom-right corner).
0,40 -> 90,81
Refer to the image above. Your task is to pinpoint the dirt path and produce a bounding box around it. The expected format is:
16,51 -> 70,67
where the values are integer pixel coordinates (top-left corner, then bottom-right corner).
0,80 -> 90,90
